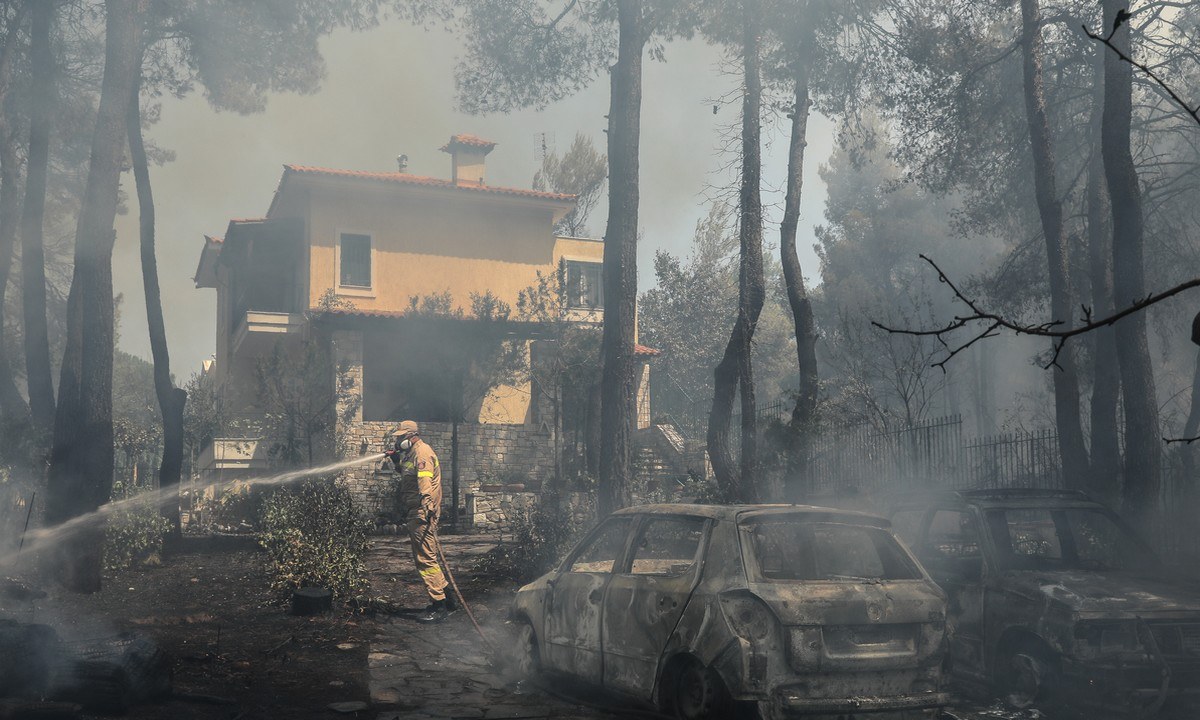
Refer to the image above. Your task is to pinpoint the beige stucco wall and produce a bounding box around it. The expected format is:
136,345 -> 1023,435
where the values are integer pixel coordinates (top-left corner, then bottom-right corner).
293,179 -> 602,314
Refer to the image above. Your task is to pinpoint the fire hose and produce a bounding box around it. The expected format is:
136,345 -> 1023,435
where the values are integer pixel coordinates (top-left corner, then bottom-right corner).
432,531 -> 495,654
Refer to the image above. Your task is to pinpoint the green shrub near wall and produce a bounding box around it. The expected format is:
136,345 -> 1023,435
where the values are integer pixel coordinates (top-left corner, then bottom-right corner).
259,480 -> 372,601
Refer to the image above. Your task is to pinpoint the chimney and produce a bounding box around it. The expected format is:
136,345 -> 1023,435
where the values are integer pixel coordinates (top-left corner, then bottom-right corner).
440,134 -> 497,186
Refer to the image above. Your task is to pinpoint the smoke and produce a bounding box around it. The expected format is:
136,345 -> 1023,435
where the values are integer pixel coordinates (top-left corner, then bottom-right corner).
0,454 -> 386,571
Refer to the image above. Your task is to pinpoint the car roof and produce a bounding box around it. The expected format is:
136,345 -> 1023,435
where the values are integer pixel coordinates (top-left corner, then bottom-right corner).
611,503 -> 891,527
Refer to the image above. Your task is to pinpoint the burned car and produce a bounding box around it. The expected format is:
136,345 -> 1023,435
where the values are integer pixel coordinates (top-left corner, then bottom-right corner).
889,488 -> 1200,716
509,504 -> 949,719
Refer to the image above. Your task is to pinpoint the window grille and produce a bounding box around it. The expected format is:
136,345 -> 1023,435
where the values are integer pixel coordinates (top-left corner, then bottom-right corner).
566,261 -> 602,309
340,233 -> 372,288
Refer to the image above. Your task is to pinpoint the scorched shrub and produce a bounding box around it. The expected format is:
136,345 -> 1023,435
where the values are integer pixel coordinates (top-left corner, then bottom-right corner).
104,478 -> 172,571
259,480 -> 371,601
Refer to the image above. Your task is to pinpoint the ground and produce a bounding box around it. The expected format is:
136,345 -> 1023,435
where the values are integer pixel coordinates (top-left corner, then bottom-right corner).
0,532 -> 1047,720
0,532 -> 612,720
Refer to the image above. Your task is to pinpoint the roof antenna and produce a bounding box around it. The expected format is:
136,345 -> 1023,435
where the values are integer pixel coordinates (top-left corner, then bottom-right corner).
396,154 -> 408,173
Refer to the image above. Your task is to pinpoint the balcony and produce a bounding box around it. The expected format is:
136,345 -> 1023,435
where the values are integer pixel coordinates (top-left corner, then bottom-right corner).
231,310 -> 306,356
197,437 -> 271,479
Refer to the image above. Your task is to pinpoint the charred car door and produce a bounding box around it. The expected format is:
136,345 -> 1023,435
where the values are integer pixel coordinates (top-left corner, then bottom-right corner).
543,517 -> 633,683
601,515 -> 710,698
918,508 -> 987,680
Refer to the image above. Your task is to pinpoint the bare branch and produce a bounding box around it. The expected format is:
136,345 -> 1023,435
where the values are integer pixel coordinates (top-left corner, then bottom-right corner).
1082,23 -> 1200,126
872,254 -> 1200,369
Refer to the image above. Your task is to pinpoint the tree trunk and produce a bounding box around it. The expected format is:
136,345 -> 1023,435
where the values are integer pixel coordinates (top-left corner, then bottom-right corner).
21,0 -> 56,437
779,23 -> 819,501
1102,0 -> 1160,528
0,6 -> 31,428
708,0 -> 766,504
127,70 -> 186,542
450,376 -> 461,528
45,0 -> 146,593
1086,42 -> 1121,506
586,380 -> 601,477
1019,0 -> 1089,491
1177,342 -> 1200,523
597,0 -> 644,517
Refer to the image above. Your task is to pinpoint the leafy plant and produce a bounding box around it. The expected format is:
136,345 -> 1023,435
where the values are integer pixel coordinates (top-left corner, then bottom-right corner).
258,480 -> 371,601
104,479 -> 172,571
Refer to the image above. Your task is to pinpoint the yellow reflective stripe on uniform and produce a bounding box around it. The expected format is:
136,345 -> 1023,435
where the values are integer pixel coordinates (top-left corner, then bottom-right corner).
417,471 -> 435,478
419,566 -> 443,576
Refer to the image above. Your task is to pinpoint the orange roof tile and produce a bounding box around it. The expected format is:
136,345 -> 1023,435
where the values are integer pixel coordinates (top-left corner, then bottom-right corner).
440,133 -> 497,152
282,165 -> 575,202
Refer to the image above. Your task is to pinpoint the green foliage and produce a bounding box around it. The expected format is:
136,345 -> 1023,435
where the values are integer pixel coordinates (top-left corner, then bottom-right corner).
182,370 -> 219,477
813,120 -> 991,430
639,206 -> 793,430
103,478 -> 172,571
532,133 -> 607,237
258,480 -> 372,600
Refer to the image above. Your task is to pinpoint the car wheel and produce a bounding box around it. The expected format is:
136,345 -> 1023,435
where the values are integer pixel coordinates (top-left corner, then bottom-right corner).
510,621 -> 540,679
670,658 -> 732,720
1000,642 -> 1056,710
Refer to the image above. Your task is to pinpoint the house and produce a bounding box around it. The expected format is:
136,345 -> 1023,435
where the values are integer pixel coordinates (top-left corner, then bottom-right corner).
193,134 -> 658,520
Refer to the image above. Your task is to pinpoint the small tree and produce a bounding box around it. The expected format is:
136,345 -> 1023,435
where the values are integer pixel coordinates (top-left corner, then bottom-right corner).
518,263 -> 603,490
532,133 -> 607,237
255,340 -> 361,469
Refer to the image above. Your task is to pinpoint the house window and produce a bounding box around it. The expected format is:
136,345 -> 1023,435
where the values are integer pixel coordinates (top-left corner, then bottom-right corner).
339,233 -> 372,288
566,261 -> 602,309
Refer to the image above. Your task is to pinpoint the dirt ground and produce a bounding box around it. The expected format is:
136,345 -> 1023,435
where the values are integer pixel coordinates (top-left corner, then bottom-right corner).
0,532 -> 614,720
0,532 -> 1054,720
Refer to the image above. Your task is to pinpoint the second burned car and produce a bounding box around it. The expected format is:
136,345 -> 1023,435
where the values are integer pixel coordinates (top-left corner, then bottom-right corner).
509,504 -> 949,719
890,488 -> 1200,717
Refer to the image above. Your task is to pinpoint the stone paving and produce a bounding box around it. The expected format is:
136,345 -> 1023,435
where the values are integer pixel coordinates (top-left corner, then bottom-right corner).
364,533 -> 612,720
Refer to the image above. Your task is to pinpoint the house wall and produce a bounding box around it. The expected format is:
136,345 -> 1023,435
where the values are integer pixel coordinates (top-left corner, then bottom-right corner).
298,179 -> 603,313
339,419 -> 556,520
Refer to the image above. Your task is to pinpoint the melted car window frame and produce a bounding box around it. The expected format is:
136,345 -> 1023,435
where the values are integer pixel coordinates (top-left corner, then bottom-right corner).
626,515 -> 710,577
741,518 -> 923,583
984,506 -> 1158,572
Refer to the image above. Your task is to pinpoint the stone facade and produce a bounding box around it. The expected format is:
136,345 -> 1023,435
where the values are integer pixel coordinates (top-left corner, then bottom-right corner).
465,490 -> 595,533
340,419 -> 556,520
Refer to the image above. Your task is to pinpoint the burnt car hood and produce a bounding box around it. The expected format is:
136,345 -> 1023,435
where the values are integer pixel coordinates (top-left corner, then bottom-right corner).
1012,570 -> 1200,616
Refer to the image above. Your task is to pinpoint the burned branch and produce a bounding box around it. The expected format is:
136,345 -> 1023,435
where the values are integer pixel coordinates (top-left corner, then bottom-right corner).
871,253 -> 1200,370
1082,23 -> 1200,127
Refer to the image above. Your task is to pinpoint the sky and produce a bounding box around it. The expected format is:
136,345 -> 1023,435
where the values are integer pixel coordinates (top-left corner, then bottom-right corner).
111,17 -> 836,377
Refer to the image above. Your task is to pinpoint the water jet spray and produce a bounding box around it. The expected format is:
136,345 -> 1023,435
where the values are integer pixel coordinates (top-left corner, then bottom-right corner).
1,454 -> 387,568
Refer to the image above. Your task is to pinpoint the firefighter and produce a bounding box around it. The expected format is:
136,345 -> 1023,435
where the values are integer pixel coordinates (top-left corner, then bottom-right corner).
386,420 -> 456,623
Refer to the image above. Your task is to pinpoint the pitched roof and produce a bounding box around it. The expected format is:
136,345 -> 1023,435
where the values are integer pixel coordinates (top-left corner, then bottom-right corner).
634,344 -> 662,358
282,164 -> 575,203
440,133 -> 497,152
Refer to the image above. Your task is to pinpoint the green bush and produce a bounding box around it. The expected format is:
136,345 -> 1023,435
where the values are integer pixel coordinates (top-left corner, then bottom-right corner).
104,479 -> 172,571
259,480 -> 371,600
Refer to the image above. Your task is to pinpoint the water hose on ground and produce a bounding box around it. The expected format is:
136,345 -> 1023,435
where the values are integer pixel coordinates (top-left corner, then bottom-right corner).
433,532 -> 495,655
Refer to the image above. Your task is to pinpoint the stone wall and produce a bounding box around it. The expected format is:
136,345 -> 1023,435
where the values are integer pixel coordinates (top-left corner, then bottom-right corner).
340,419 -> 556,519
465,490 -> 594,534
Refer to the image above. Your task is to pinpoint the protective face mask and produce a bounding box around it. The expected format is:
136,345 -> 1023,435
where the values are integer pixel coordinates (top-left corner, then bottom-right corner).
398,438 -> 412,452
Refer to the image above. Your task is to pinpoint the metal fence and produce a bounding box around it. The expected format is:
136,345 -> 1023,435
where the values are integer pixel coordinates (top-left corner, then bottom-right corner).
961,429 -> 1062,490
807,415 -> 967,494
755,413 -> 1065,497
